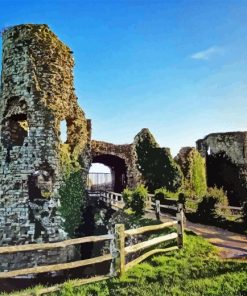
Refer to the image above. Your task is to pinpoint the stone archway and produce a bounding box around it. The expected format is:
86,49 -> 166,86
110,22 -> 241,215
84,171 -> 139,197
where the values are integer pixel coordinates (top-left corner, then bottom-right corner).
92,154 -> 127,193
90,140 -> 140,192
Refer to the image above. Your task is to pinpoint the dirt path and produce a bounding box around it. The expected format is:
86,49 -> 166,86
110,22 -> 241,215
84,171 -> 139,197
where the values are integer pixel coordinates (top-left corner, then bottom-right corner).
144,210 -> 247,259
186,221 -> 247,258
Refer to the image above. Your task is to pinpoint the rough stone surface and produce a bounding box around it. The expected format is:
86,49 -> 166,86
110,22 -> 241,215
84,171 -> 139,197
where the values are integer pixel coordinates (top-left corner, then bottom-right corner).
91,140 -> 141,192
196,132 -> 247,205
0,24 -> 90,270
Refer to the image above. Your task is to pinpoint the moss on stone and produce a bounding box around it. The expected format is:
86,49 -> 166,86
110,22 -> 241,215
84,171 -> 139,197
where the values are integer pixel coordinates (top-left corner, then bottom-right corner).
134,129 -> 183,193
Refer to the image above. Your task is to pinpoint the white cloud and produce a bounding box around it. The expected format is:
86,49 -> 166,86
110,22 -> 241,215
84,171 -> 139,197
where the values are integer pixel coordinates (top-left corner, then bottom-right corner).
190,46 -> 223,60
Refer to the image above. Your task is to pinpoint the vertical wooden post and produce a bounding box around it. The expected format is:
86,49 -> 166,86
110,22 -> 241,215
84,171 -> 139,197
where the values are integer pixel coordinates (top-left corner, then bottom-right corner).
176,203 -> 184,248
114,224 -> 125,276
155,200 -> 160,221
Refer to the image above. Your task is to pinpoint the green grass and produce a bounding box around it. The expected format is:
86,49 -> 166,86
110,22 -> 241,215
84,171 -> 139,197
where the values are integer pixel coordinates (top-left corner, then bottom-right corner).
3,231 -> 247,296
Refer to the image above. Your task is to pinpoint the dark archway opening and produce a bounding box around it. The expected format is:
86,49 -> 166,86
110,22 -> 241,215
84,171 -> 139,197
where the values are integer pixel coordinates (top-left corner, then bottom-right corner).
2,113 -> 28,148
206,151 -> 247,206
92,154 -> 127,193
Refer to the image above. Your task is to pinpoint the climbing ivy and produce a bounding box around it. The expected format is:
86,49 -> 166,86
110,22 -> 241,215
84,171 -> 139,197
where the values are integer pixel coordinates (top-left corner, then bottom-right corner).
134,129 -> 183,193
178,148 -> 207,199
59,143 -> 86,237
190,149 -> 207,198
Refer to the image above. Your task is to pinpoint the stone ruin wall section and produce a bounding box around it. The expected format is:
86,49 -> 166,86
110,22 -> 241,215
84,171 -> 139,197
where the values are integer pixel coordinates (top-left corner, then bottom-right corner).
91,140 -> 141,189
196,132 -> 247,204
0,24 -> 89,260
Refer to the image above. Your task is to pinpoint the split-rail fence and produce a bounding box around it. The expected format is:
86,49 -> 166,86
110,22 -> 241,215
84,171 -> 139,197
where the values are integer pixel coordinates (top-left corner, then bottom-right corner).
0,190 -> 184,295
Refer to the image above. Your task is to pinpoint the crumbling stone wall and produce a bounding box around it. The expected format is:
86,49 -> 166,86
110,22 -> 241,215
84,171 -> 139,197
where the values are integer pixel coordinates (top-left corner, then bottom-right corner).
133,128 -> 183,193
0,24 -> 90,270
91,140 -> 140,191
196,132 -> 247,205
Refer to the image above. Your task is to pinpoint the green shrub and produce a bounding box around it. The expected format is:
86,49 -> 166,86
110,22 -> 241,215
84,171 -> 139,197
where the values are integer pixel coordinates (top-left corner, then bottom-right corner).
196,187 -> 229,222
154,187 -> 179,202
207,186 -> 229,206
134,129 -> 183,193
122,185 -> 148,216
122,188 -> 133,209
191,150 -> 207,198
131,185 -> 148,216
196,196 -> 218,222
176,148 -> 207,199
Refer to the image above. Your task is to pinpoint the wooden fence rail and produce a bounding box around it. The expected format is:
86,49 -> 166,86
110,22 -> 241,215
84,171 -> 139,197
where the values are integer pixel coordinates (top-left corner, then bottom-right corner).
0,191 -> 184,295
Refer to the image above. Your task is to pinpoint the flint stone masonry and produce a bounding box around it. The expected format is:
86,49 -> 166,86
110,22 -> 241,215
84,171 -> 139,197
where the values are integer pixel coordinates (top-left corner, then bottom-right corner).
0,24 -> 89,270
91,140 -> 141,192
197,132 -> 247,204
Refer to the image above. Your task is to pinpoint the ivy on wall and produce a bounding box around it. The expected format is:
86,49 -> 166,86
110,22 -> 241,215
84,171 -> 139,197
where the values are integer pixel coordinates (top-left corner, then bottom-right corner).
191,150 -> 207,198
134,129 -> 183,193
176,148 -> 207,199
59,143 -> 86,237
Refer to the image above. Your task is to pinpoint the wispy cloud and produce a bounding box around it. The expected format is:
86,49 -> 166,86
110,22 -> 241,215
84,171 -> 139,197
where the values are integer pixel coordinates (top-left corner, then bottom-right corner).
190,46 -> 223,60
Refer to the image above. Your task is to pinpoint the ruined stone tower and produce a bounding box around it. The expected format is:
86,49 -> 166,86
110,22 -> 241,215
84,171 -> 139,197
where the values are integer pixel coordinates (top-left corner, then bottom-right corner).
0,24 -> 90,254
197,132 -> 247,205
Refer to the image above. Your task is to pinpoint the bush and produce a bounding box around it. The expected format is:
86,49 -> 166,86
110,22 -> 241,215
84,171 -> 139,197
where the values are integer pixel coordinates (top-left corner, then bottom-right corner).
196,196 -> 219,222
122,185 -> 148,216
134,129 -> 183,193
207,187 -> 229,206
176,148 -> 207,199
122,188 -> 133,209
154,187 -> 179,202
190,149 -> 207,198
196,187 -> 229,223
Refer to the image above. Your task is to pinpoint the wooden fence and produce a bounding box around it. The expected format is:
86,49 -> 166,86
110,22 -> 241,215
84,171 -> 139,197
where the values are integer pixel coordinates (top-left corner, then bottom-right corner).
0,194 -> 184,295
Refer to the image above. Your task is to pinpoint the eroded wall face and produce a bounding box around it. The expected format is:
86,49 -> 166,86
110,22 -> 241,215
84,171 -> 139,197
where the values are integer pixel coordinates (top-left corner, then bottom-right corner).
196,132 -> 247,205
0,24 -> 89,264
91,140 -> 141,191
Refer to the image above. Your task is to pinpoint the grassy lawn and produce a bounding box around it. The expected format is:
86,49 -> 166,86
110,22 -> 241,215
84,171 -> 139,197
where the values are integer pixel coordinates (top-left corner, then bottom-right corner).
3,230 -> 247,296
53,233 -> 247,296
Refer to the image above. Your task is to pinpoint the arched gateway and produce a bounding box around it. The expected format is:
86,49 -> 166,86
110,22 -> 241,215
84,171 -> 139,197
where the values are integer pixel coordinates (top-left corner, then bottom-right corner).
90,140 -> 139,192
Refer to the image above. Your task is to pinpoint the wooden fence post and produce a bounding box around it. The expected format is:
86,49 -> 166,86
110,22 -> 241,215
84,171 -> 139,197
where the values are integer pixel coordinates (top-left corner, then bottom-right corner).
113,224 -> 125,276
176,203 -> 184,248
155,200 -> 160,221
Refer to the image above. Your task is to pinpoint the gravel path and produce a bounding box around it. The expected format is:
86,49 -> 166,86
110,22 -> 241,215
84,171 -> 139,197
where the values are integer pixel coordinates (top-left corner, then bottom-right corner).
144,210 -> 247,259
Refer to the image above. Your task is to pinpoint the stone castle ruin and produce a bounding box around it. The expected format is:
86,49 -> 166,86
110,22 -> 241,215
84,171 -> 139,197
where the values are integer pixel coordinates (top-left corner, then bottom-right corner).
0,24 -> 246,271
197,132 -> 247,205
0,24 -> 90,269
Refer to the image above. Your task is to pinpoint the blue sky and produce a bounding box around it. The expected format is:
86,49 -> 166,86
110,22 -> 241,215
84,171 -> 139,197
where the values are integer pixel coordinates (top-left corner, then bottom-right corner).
1,0 -> 247,157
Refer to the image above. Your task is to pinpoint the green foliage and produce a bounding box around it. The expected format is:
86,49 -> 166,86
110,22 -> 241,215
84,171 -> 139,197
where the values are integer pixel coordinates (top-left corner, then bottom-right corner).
122,185 -> 148,216
207,187 -> 229,206
135,129 -> 183,193
60,144 -> 81,178
59,170 -> 85,237
14,231 -> 247,296
196,196 -> 219,222
195,187 -> 229,223
190,150 -> 207,198
122,188 -> 133,209
178,148 -> 207,199
59,143 -> 86,237
154,187 -> 179,201
131,185 -> 149,216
